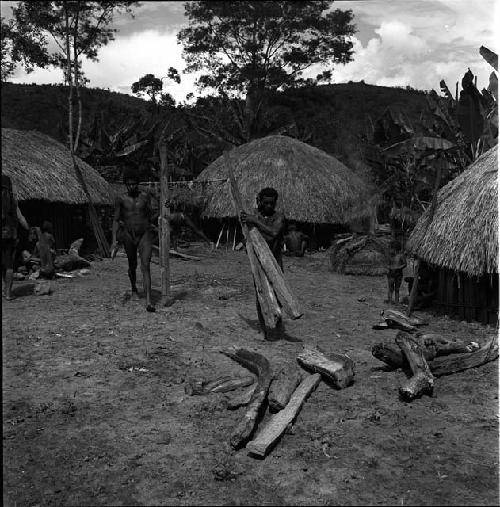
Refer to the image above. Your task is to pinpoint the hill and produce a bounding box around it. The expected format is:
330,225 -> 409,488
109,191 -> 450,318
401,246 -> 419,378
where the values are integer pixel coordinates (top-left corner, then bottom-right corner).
1,81 -> 433,179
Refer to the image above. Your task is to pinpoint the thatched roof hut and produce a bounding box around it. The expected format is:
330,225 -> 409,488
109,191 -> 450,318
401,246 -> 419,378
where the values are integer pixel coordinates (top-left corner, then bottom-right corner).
196,135 -> 369,224
407,146 -> 498,277
2,128 -> 113,205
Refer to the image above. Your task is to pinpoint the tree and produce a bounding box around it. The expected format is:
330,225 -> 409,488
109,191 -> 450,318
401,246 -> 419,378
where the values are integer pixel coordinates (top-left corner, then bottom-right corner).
177,1 -> 356,139
131,68 -> 180,106
11,1 -> 139,256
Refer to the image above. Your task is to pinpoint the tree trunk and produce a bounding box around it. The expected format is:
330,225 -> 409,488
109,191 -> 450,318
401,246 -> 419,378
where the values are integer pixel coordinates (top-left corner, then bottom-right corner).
159,142 -> 172,306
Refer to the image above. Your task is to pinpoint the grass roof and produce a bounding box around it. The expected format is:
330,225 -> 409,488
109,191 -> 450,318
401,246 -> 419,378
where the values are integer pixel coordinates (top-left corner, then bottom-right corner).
196,135 -> 369,224
2,128 -> 113,205
407,145 -> 498,276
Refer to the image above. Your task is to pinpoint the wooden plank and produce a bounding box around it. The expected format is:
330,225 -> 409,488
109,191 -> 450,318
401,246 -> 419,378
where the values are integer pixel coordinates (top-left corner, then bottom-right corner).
297,344 -> 354,389
395,334 -> 434,401
246,373 -> 321,458
249,228 -> 303,319
268,365 -> 303,412
220,347 -> 273,449
224,152 -> 281,328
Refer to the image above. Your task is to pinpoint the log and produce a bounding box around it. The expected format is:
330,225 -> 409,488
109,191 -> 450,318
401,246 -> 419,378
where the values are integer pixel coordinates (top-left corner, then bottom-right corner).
220,347 -> 273,449
268,365 -> 303,412
227,385 -> 257,410
372,332 -> 481,369
429,336 -> 498,377
395,334 -> 434,401
297,345 -> 354,389
54,254 -> 90,272
246,373 -> 321,457
248,227 -> 303,320
383,309 -> 427,327
185,375 -> 255,396
152,245 -> 201,261
225,154 -> 281,328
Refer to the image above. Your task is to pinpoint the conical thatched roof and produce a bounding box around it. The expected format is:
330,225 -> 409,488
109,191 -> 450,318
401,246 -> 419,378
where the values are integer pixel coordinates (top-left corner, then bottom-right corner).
407,145 -> 498,277
2,128 -> 113,205
196,135 -> 369,223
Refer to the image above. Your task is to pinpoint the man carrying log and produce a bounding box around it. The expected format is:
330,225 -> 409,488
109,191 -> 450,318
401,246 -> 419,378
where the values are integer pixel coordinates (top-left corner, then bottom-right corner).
240,187 -> 286,340
111,166 -> 158,312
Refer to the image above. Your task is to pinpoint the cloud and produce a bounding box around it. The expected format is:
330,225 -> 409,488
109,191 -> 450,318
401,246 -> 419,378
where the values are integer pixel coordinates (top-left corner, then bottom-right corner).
10,28 -> 200,104
323,0 -> 499,92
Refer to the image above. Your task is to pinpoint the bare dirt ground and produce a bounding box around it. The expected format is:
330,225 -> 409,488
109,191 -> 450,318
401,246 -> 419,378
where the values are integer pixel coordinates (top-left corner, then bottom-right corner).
3,245 -> 499,506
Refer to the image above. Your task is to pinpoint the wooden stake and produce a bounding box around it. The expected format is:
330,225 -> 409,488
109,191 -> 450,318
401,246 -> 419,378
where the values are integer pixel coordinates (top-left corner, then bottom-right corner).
407,258 -> 420,317
159,142 -> 172,306
216,223 -> 225,249
246,373 -> 321,458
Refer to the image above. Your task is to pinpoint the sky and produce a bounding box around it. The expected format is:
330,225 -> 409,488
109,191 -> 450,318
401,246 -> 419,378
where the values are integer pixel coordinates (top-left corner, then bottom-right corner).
2,0 -> 499,103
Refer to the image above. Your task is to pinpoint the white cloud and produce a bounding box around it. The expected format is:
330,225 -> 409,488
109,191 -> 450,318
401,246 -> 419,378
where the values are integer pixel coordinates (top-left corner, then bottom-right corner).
324,0 -> 499,92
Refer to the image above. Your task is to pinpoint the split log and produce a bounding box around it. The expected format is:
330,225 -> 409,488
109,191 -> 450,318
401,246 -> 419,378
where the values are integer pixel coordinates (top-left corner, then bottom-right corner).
395,334 -> 434,401
248,227 -> 303,320
383,309 -> 427,327
185,375 -> 255,396
429,336 -> 498,377
372,332 -> 481,370
225,155 -> 281,328
297,344 -> 354,389
220,347 -> 273,449
227,385 -> 257,410
246,373 -> 321,458
268,365 -> 303,412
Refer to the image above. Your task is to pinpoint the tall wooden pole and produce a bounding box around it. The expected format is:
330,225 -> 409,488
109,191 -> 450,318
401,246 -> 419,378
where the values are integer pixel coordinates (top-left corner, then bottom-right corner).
159,142 -> 172,306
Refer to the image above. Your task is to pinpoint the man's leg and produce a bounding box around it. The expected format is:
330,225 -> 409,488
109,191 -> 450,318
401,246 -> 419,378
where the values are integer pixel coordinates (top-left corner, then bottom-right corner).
394,275 -> 402,304
139,230 -> 155,312
123,235 -> 139,297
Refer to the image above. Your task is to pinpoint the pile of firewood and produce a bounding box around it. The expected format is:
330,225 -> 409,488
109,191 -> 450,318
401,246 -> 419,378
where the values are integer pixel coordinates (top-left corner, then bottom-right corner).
372,331 -> 498,402
214,344 -> 354,458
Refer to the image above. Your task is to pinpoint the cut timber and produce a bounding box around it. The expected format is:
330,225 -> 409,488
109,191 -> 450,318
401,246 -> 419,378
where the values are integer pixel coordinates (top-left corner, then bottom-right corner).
152,245 -> 201,261
246,373 -> 321,458
383,309 -> 427,327
372,332 -> 480,369
430,336 -> 498,377
248,228 -> 303,320
225,154 -> 281,328
268,365 -> 303,412
185,375 -> 254,396
227,385 -> 257,410
395,334 -> 434,401
297,345 -> 354,389
220,347 -> 273,449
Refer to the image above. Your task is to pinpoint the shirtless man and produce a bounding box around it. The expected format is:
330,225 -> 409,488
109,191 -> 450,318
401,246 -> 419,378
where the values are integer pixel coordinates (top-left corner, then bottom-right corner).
240,187 -> 286,340
111,167 -> 158,312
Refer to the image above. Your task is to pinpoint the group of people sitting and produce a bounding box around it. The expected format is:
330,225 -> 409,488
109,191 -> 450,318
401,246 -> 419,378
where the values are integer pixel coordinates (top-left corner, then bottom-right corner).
2,174 -> 57,300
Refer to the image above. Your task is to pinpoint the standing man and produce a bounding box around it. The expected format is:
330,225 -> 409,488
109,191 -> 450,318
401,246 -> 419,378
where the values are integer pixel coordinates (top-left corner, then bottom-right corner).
2,174 -> 29,300
111,166 -> 158,312
240,187 -> 286,340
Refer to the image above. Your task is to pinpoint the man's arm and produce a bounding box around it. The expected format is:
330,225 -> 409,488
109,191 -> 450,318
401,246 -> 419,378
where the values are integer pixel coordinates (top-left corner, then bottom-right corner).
240,211 -> 285,239
16,204 -> 29,230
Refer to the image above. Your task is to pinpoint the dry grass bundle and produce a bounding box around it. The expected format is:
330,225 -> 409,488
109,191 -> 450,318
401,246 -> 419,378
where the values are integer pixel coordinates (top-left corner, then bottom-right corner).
2,128 -> 113,205
196,135 -> 369,224
407,146 -> 498,277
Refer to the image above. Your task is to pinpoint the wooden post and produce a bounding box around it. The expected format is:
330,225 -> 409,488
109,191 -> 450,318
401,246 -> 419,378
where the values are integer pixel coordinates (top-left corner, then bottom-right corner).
407,258 -> 420,317
159,142 -> 172,306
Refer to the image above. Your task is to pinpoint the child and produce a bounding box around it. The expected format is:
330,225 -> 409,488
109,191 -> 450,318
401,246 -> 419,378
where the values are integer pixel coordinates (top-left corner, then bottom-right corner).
385,240 -> 406,304
37,221 -> 56,279
284,223 -> 308,257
